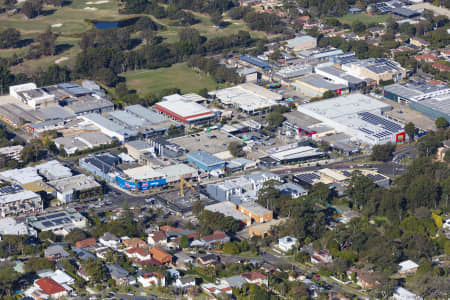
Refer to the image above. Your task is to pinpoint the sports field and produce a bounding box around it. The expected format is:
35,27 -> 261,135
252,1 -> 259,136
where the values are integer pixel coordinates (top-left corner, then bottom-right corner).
338,13 -> 389,25
122,63 -> 226,96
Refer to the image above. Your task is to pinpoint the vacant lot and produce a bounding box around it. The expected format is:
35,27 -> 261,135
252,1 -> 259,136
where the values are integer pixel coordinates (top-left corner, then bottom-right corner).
338,13 -> 389,25
122,63 -> 226,96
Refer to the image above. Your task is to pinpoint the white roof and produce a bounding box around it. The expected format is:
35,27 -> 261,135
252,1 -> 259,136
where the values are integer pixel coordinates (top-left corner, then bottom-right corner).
205,201 -> 249,221
47,174 -> 100,193
269,146 -> 324,161
0,217 -> 31,235
36,160 -> 72,180
123,166 -> 164,181
159,164 -> 197,178
156,94 -> 213,120
38,270 -> 74,285
0,190 -> 39,205
399,260 -> 419,272
211,83 -> 281,112
394,286 -> 420,299
279,236 -> 297,244
0,167 -> 42,184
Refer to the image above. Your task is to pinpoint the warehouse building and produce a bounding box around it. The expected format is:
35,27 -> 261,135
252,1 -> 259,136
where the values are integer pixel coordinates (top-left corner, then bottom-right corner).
80,113 -> 138,142
124,104 -> 177,136
64,95 -> 114,116
53,131 -> 113,155
239,55 -> 275,71
238,202 -> 273,224
0,167 -> 43,185
0,185 -> 42,218
284,35 -> 317,52
187,150 -> 226,172
36,160 -> 72,181
204,201 -> 252,225
383,84 -> 450,121
297,93 -> 405,145
125,140 -> 154,162
79,153 -> 121,182
264,143 -> 325,164
154,94 -> 215,126
210,83 -> 282,115
237,68 -> 259,82
48,174 -> 102,204
148,138 -> 184,158
315,65 -> 366,91
298,48 -> 346,64
275,64 -> 313,80
9,83 -> 56,109
293,74 -> 348,97
27,209 -> 87,235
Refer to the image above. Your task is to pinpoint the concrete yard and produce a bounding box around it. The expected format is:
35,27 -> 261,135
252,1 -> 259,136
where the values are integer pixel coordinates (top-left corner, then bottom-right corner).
169,129 -> 242,155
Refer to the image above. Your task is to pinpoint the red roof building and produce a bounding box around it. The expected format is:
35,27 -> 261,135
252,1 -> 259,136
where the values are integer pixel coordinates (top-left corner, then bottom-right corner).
75,237 -> 97,248
415,54 -> 439,63
241,271 -> 268,285
150,247 -> 172,264
35,278 -> 67,297
433,63 -> 450,72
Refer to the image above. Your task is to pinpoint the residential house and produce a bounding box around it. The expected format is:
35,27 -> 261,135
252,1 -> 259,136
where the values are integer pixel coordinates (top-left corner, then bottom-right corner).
134,258 -> 161,267
75,237 -> 96,248
73,247 -> 96,261
149,247 -> 172,265
347,267 -> 379,289
44,245 -> 70,261
241,271 -> 268,286
200,231 -> 230,248
137,271 -> 166,288
415,54 -> 439,63
198,254 -> 220,267
311,249 -> 333,264
174,252 -> 194,269
409,37 -> 429,48
201,283 -> 233,297
77,266 -> 90,281
393,286 -> 423,300
398,260 -> 419,275
34,277 -> 68,299
277,236 -> 298,252
433,62 -> 450,72
106,264 -> 136,286
167,269 -> 180,280
99,232 -> 120,248
174,276 -> 196,289
125,247 -> 152,261
36,269 -> 75,286
148,231 -> 167,246
123,237 -> 147,249
220,275 -> 247,288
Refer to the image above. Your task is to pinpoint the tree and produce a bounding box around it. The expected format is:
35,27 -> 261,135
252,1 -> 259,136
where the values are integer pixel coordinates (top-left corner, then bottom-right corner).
38,28 -> 57,56
22,0 -> 42,19
223,241 -> 240,254
404,122 -> 416,141
179,235 -> 190,249
266,111 -> 285,130
0,28 -> 21,49
210,12 -> 223,27
192,200 -> 203,216
435,117 -> 449,129
346,171 -> 378,209
63,229 -> 88,245
444,150 -> 450,163
24,258 -> 55,274
228,141 -> 244,157
82,259 -> 108,284
352,20 -> 366,33
371,143 -> 396,162
0,264 -> 21,297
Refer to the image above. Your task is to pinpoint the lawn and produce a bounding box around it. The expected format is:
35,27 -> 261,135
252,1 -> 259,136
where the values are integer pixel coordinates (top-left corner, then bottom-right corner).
338,13 -> 389,25
122,63 -> 226,96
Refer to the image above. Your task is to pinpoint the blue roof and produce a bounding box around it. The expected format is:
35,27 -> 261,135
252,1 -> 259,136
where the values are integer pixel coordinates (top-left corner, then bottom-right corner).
187,150 -> 225,167
240,55 -> 274,70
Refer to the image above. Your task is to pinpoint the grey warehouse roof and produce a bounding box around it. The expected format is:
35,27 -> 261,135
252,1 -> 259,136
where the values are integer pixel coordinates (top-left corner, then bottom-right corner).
188,150 -> 225,167
82,113 -> 138,137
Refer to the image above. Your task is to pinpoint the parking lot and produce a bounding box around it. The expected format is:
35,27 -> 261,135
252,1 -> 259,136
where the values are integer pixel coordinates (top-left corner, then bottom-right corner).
169,129 -> 241,155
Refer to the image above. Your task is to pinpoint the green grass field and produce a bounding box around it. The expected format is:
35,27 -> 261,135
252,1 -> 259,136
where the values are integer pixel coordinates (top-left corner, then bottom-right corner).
122,63 -> 226,96
338,13 -> 389,25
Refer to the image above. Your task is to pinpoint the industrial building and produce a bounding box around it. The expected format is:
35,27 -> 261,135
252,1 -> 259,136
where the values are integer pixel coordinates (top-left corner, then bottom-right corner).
148,137 -> 184,158
383,84 -> 450,121
342,58 -> 407,84
315,65 -> 366,91
283,35 -> 317,52
237,68 -> 259,82
238,202 -> 273,224
9,83 -> 56,109
125,140 -> 154,162
36,160 -> 72,181
47,174 -> 102,204
54,131 -> 113,155
0,185 -> 42,218
187,150 -> 226,172
264,142 -> 325,163
79,152 -> 121,183
0,166 -> 43,185
239,55 -> 275,71
209,83 -> 282,115
297,48 -> 345,64
80,113 -> 138,142
204,201 -> 252,225
124,104 -> 177,136
27,209 -> 87,235
64,95 -> 114,116
275,64 -> 313,80
293,74 -> 348,97
154,94 -> 215,126
297,94 -> 405,145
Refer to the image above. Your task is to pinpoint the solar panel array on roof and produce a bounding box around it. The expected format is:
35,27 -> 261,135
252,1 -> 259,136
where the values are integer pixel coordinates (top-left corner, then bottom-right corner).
0,185 -> 24,196
342,171 -> 352,177
358,112 -> 402,133
295,173 -> 320,185
367,174 -> 385,181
